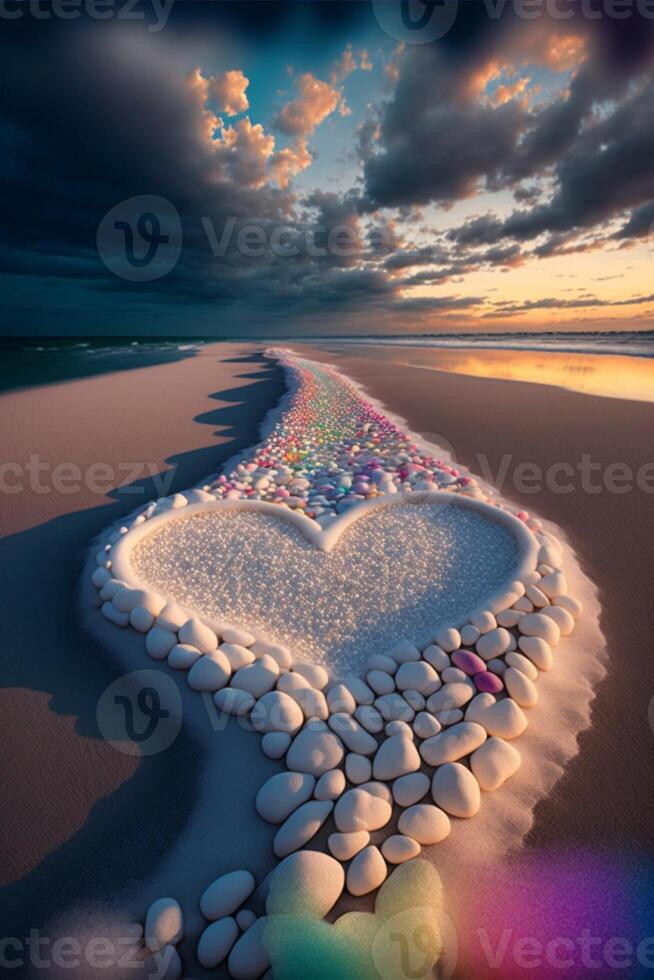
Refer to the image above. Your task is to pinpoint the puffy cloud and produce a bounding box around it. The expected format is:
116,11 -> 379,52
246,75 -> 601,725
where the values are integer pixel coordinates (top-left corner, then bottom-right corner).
330,46 -> 357,83
270,138 -> 313,189
218,117 -> 276,188
208,68 -> 250,116
186,67 -> 222,142
186,69 -> 313,189
274,72 -> 341,136
330,45 -> 373,83
359,49 -> 373,72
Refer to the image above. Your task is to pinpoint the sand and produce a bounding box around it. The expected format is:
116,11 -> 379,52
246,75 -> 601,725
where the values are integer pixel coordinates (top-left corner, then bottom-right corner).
2,338 -> 652,976
289,342 -> 654,854
0,343 -> 284,936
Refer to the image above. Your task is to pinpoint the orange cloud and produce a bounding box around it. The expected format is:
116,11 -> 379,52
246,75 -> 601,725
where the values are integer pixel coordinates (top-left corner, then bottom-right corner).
275,72 -> 341,136
187,67 -> 221,142
270,137 -> 313,189
209,68 -> 250,116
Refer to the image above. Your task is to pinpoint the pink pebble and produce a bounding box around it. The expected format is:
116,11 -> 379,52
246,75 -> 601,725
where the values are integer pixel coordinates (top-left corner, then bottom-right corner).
452,650 -> 486,675
474,672 -> 504,694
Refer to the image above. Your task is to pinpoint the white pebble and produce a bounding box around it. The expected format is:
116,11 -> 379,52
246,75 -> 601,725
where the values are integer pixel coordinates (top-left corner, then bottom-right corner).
505,651 -> 538,681
397,804 -> 451,845
334,788 -> 392,833
392,772 -> 430,808
232,656 -> 279,699
178,617 -> 218,653
261,732 -> 291,759
346,753 -> 372,784
250,691 -> 304,734
413,712 -> 442,739
367,670 -> 395,696
197,917 -> 238,969
395,661 -> 441,695
228,917 -> 270,980
213,687 -> 255,717
465,693 -> 527,739
200,870 -> 255,920
541,605 -> 575,636
220,643 -> 255,671
346,846 -> 387,896
187,651 -> 231,692
266,851 -> 344,919
460,624 -> 481,646
387,640 -> 421,663
422,645 -> 451,672
470,610 -> 496,633
431,763 -> 481,818
292,661 -> 329,690
426,682 -> 473,714
518,613 -> 561,647
145,627 -> 177,660
273,800 -> 333,858
476,627 -> 511,661
470,737 -> 522,792
355,705 -> 384,734
504,667 -> 538,708
382,835 -> 421,864
326,684 -> 357,715
518,635 -> 553,671
420,721 -> 487,766
145,898 -> 183,953
168,643 -> 201,670
286,727 -> 344,776
315,769 -> 346,801
554,594 -> 582,618
221,626 -> 256,646
328,830 -> 370,861
328,713 -> 378,755
373,735 -> 421,781
255,772 -> 315,824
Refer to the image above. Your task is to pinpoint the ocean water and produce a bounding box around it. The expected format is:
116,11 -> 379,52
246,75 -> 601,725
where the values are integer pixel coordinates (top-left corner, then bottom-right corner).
0,337 -> 207,394
310,329 -> 654,358
1,331 -> 653,394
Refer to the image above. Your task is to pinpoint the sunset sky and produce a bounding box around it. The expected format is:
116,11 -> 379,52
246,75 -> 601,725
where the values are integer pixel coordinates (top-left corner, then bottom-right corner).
2,1 -> 654,336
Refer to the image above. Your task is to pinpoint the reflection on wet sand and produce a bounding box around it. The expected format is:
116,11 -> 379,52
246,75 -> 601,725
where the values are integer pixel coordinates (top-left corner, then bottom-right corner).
396,348 -> 654,403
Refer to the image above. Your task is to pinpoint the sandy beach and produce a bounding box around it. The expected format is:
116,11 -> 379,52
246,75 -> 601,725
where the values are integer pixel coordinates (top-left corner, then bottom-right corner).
291,342 -> 654,854
0,343 -> 284,932
2,340 -> 653,977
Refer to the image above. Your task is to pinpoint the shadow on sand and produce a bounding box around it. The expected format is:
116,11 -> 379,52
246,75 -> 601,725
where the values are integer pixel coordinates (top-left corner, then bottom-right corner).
0,352 -> 286,951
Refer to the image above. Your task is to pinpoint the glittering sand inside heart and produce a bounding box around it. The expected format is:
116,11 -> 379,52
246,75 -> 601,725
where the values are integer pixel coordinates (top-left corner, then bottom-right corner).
131,503 -> 520,674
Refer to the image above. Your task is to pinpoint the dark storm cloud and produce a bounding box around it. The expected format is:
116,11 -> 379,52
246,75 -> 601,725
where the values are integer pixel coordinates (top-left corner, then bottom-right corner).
490,292 -> 654,315
361,10 -> 654,258
3,2 -> 654,337
0,15 -> 405,333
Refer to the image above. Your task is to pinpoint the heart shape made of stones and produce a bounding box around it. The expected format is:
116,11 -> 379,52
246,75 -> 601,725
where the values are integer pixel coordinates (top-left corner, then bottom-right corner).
110,492 -> 537,678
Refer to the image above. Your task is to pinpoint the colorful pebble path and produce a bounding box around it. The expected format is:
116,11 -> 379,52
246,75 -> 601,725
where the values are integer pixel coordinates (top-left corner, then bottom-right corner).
197,349 -> 482,526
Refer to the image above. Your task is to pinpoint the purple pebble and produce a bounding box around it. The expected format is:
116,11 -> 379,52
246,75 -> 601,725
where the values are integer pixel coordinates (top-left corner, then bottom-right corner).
452,650 -> 486,675
474,672 -> 504,694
